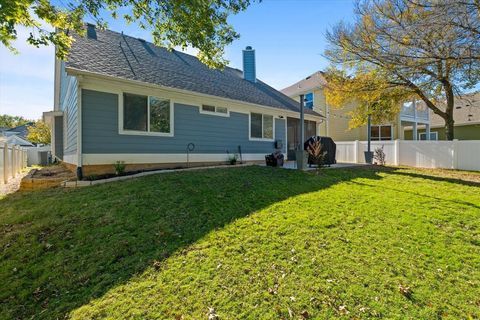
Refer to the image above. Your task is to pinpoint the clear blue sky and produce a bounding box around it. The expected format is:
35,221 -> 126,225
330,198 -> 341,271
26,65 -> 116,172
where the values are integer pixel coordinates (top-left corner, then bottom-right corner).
0,0 -> 355,119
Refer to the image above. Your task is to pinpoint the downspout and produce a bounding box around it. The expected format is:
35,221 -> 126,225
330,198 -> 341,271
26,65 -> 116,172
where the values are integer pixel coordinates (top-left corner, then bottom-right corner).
76,81 -> 83,179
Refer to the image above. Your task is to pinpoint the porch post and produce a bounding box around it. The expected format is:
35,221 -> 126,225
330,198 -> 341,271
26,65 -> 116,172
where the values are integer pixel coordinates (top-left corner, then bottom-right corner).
426,124 -> 431,140
299,94 -> 305,150
413,122 -> 418,141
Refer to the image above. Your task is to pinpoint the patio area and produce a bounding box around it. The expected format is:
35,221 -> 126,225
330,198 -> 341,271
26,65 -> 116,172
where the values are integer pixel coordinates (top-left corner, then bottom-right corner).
263,161 -> 370,170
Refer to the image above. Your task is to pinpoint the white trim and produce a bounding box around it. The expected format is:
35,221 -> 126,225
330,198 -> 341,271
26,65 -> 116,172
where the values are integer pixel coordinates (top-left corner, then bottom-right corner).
63,154 -> 78,165
54,59 -> 61,111
77,85 -> 82,167
118,92 -> 175,137
199,104 -> 230,117
83,153 -> 269,165
404,121 -> 480,130
249,112 -> 275,142
70,68 -> 323,122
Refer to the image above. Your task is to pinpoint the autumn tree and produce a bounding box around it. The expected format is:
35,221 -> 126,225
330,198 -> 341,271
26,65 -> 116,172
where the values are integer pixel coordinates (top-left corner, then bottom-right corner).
27,121 -> 51,145
324,0 -> 480,140
0,114 -> 31,128
0,0 -> 256,68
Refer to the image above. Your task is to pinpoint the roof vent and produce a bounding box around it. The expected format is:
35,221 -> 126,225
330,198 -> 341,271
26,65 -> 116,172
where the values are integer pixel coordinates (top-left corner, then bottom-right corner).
86,23 -> 97,40
242,46 -> 256,83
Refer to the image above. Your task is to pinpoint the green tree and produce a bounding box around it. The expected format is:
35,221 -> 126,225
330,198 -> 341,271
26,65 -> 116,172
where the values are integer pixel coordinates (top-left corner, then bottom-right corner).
324,0 -> 480,140
0,114 -> 31,128
0,0 -> 256,68
27,121 -> 51,145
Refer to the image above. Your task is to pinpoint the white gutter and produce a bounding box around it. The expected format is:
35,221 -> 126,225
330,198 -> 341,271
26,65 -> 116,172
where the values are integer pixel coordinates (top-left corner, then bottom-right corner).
65,67 -> 325,122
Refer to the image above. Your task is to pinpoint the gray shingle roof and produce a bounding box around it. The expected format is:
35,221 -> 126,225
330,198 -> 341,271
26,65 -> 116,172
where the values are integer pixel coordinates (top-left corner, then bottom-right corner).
65,27 -> 321,117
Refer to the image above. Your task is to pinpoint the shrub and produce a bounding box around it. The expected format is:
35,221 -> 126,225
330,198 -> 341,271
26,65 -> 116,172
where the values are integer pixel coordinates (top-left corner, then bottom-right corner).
374,146 -> 386,165
114,161 -> 126,175
228,154 -> 238,165
307,140 -> 327,167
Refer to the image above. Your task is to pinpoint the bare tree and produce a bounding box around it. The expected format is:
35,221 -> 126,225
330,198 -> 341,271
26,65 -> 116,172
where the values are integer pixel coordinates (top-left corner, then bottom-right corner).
325,0 -> 480,140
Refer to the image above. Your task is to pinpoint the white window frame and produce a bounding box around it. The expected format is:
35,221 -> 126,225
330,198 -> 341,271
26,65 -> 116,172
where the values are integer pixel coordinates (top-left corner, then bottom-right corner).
370,125 -> 393,141
304,92 -> 314,109
199,104 -> 230,117
249,112 -> 275,141
119,92 -> 174,137
418,131 -> 438,140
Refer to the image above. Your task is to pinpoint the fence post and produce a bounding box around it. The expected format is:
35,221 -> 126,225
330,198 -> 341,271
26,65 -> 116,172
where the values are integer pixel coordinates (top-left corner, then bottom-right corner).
15,146 -> 19,175
354,140 -> 359,163
452,139 -> 459,169
2,143 -> 7,184
394,139 -> 400,166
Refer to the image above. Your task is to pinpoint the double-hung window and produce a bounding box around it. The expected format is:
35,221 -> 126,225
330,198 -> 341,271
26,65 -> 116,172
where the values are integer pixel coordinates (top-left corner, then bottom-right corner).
250,113 -> 274,140
122,93 -> 172,135
370,125 -> 392,141
304,92 -> 314,109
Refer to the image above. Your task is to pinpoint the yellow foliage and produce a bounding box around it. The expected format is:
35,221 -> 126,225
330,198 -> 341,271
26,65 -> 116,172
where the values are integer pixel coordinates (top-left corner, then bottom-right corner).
27,121 -> 51,145
324,68 -> 411,128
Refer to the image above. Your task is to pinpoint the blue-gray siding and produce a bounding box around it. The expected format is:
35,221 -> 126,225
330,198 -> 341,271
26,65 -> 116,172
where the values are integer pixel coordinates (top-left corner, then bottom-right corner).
82,89 -> 286,155
59,62 -> 78,156
54,116 -> 63,160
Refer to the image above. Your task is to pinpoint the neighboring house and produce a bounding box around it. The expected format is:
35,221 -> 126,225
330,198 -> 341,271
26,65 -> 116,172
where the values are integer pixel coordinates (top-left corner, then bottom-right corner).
282,71 -> 430,142
2,123 -> 33,140
404,93 -> 480,140
1,123 -> 35,147
44,25 -> 323,177
5,135 -> 34,147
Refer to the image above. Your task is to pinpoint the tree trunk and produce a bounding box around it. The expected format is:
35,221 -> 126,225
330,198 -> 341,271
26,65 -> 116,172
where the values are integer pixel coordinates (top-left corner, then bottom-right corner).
444,82 -> 455,140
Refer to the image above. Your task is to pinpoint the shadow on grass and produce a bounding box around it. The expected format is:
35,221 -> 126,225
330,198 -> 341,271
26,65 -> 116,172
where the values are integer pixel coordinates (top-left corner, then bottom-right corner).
0,166 -> 389,318
386,169 -> 480,188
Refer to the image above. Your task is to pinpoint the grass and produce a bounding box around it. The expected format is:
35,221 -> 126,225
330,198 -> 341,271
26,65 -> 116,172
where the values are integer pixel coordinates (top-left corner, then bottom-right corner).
1,166 -> 479,319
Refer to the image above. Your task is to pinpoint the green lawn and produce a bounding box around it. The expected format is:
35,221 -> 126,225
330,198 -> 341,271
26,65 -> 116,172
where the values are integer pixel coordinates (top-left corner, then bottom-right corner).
1,166 -> 479,319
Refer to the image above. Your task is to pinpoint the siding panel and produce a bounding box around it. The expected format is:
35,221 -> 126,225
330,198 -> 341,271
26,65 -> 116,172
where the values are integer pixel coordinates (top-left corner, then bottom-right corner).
59,62 -> 78,156
82,89 -> 286,155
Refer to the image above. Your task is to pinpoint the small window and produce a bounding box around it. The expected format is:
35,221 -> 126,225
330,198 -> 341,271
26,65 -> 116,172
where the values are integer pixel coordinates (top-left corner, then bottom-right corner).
202,105 -> 216,113
216,106 -> 228,114
250,113 -> 274,140
419,132 -> 438,140
122,93 -> 172,135
304,92 -> 314,109
370,125 -> 392,141
201,104 -> 229,116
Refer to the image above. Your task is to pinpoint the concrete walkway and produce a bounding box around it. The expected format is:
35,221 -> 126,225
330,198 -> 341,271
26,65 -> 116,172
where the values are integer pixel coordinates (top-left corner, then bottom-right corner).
268,161 -> 370,170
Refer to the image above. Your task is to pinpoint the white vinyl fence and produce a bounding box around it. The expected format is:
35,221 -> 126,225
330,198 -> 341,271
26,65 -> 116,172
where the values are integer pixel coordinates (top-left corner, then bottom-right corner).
25,145 -> 51,166
0,142 -> 28,184
336,140 -> 480,171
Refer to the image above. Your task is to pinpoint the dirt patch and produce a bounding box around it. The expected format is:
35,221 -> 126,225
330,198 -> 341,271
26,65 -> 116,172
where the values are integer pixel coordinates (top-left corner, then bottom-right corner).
20,165 -> 76,191
0,170 -> 30,197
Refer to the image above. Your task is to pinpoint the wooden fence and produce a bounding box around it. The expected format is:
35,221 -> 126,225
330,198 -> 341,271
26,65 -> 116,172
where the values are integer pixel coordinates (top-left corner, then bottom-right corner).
0,143 -> 28,184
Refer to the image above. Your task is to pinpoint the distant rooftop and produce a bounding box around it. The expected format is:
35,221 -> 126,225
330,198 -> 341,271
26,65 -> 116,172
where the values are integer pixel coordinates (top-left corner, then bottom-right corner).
280,71 -> 328,97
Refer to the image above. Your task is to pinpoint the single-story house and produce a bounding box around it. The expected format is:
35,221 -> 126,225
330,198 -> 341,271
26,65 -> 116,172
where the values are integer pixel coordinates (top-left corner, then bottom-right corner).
44,24 -> 323,177
1,123 -> 35,147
